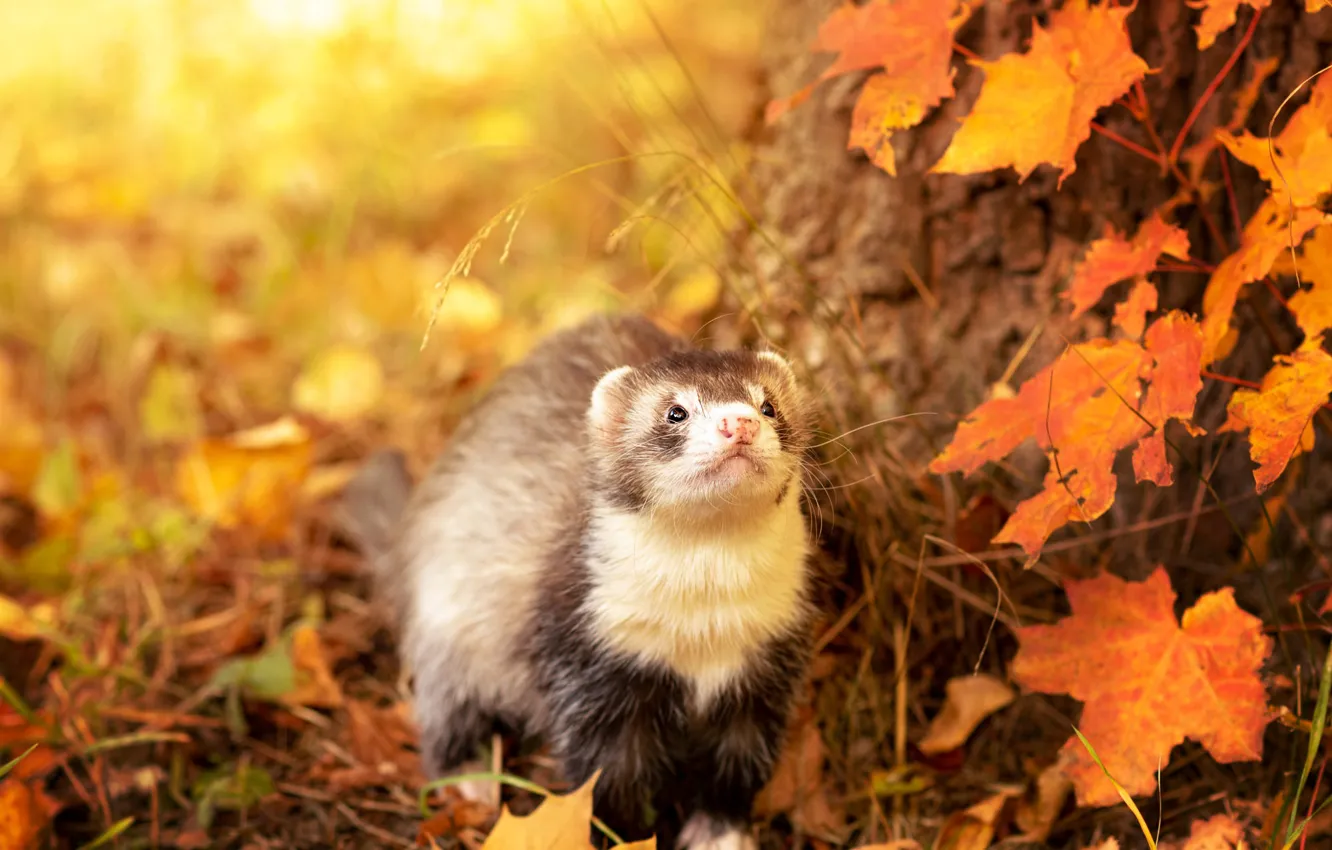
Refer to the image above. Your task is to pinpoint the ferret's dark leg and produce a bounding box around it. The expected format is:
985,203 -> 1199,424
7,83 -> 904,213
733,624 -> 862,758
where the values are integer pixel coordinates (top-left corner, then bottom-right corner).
550,702 -> 673,842
416,693 -> 492,777
675,714 -> 781,848
681,632 -> 810,848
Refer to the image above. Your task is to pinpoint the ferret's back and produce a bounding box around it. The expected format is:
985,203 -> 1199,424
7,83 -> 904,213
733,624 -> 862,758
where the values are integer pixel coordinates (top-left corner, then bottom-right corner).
387,315 -> 686,713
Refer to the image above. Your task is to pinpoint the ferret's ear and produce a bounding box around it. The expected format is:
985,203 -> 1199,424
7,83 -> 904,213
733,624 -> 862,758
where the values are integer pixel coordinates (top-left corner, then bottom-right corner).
757,350 -> 796,377
589,365 -> 634,431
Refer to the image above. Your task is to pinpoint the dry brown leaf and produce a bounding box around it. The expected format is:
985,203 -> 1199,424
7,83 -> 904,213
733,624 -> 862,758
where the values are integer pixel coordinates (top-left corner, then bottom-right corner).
345,699 -> 422,784
934,789 -> 1020,850
1159,813 -> 1248,850
1014,757 -> 1073,842
418,795 -> 498,846
855,842 -> 923,850
754,712 -> 846,841
918,673 -> 1015,754
286,624 -> 343,708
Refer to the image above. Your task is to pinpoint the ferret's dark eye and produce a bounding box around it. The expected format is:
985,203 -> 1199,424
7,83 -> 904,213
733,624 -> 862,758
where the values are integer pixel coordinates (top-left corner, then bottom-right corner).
760,400 -> 776,418
666,405 -> 689,423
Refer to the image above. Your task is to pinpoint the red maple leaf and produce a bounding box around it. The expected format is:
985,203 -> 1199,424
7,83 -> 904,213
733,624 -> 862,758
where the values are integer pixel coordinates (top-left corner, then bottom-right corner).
1067,215 -> 1189,319
1012,567 -> 1272,807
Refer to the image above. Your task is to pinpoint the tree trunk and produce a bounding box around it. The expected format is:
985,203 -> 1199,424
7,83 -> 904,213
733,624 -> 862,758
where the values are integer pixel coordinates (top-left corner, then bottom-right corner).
721,2 -> 1332,843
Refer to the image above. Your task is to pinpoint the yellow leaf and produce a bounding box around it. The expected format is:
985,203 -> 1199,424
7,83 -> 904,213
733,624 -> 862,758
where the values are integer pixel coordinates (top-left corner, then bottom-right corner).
481,772 -> 633,850
292,344 -> 385,423
0,595 -> 52,641
425,278 -> 503,338
176,417 -> 313,540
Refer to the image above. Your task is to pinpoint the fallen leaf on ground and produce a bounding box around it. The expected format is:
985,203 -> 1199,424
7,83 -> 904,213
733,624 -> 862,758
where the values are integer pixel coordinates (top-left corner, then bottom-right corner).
418,796 -> 497,846
292,344 -> 385,423
933,788 -> 1020,850
1012,567 -> 1272,806
176,416 -> 313,540
1159,813 -> 1247,850
1014,756 -> 1073,842
0,595 -> 54,642
918,673 -> 1014,755
932,0 -> 1147,184
1217,67 -> 1332,208
0,778 -> 58,848
855,842 -> 923,850
1067,215 -> 1189,318
287,623 -> 343,708
1220,344 -> 1332,492
337,699 -> 422,789
480,772 -> 655,850
208,623 -> 342,708
755,710 -> 846,841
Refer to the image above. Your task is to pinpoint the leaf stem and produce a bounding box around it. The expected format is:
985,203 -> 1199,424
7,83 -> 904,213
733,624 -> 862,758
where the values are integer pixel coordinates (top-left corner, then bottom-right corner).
1089,122 -> 1163,167
1168,6 -> 1263,164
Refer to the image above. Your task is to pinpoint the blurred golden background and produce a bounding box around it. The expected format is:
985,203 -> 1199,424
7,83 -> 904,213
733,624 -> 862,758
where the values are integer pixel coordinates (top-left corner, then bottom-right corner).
0,0 -> 768,547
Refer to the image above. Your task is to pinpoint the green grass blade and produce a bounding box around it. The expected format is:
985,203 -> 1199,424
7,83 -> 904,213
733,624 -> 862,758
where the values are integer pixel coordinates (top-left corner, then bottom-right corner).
1072,726 -> 1158,850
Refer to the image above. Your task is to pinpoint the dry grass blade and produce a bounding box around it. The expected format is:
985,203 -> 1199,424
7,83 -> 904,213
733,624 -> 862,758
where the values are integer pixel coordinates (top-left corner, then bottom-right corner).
1070,727 -> 1158,850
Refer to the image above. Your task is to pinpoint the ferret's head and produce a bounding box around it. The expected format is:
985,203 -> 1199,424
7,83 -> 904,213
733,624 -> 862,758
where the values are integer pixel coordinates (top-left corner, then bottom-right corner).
587,349 -> 811,515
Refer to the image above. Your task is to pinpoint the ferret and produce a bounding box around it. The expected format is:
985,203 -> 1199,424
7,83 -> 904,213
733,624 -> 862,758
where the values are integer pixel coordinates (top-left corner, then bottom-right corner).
340,314 -> 816,849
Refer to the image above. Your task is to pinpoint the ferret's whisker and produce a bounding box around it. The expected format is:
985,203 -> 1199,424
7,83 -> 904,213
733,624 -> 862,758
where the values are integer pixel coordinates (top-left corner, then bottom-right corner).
805,412 -> 938,449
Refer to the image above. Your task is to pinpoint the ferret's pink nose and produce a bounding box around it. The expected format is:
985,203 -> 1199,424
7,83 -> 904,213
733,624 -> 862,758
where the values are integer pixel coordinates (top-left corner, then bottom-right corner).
718,415 -> 758,444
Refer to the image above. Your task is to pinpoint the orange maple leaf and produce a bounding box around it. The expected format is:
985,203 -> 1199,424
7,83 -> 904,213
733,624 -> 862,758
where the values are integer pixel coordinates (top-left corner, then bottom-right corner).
1067,215 -> 1189,318
1220,344 -> 1332,493
1200,197 -> 1330,364
767,0 -> 971,175
1287,224 -> 1332,342
930,339 -> 1150,478
1217,70 -> 1332,210
1012,568 -> 1272,807
932,338 -> 1152,560
931,0 -> 1147,184
1112,279 -> 1159,340
1194,0 -> 1271,50
845,2 -> 970,174
1132,314 -> 1206,487
933,313 -> 1204,559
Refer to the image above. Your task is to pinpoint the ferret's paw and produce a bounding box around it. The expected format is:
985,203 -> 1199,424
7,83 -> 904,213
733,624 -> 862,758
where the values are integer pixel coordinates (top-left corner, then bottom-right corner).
677,814 -> 756,850
450,761 -> 498,807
